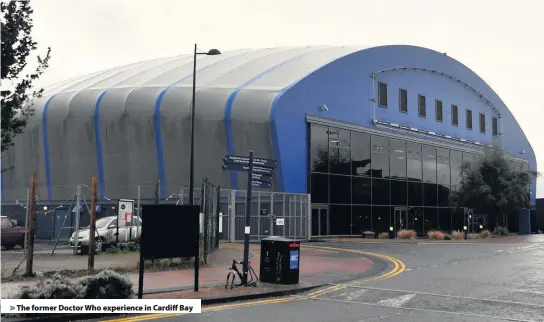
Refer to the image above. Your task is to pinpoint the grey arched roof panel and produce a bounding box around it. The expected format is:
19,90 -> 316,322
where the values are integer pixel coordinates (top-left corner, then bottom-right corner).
2,45 -> 532,202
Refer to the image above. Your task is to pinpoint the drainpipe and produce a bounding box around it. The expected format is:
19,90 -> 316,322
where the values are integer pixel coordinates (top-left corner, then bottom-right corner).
499,114 -> 504,151
372,72 -> 376,121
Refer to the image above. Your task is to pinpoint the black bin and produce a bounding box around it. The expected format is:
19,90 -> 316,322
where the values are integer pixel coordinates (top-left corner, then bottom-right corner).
260,236 -> 300,284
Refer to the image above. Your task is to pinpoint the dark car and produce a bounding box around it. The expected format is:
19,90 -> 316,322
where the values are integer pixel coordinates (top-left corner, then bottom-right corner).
1,216 -> 25,250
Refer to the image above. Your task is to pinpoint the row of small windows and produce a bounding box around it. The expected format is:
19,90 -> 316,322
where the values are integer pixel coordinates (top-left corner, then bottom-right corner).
377,82 -> 499,136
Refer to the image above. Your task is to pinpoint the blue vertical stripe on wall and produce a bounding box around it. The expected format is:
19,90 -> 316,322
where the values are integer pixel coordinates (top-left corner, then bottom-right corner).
268,48 -> 337,192
42,95 -> 57,201
269,92 -> 287,192
94,91 -> 107,199
224,52 -> 312,190
93,60 -> 181,200
154,55 -> 239,198
1,171 -> 4,201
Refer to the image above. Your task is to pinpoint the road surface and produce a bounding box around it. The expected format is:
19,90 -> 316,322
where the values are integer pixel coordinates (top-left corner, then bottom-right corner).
101,239 -> 544,322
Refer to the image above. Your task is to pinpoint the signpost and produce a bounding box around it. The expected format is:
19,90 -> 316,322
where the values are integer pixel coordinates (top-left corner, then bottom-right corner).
221,164 -> 275,175
117,199 -> 134,245
222,151 -> 277,285
252,180 -> 272,188
139,205 -> 200,298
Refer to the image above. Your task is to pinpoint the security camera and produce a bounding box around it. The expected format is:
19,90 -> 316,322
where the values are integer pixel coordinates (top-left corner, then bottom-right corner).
320,105 -> 328,112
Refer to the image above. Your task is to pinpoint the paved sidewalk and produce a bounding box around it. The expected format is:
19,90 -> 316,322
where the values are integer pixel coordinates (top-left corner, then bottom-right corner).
2,243 -> 378,300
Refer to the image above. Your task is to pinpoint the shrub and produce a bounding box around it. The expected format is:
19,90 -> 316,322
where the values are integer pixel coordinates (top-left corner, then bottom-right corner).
493,226 -> 509,236
451,230 -> 465,240
14,274 -> 85,299
80,269 -> 133,299
444,234 -> 452,240
427,230 -> 445,240
378,232 -> 390,239
11,269 -> 133,300
397,229 -> 417,240
479,230 -> 491,239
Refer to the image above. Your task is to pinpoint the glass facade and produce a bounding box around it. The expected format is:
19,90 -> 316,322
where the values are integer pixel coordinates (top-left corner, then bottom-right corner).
309,123 -> 530,236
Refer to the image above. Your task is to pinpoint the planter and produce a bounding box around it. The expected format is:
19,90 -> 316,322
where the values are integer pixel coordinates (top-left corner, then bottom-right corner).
361,232 -> 376,239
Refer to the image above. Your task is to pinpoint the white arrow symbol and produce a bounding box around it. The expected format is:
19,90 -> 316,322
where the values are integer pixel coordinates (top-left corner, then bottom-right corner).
377,294 -> 415,308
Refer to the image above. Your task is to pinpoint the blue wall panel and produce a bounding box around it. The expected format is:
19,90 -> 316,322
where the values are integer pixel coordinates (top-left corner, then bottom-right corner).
271,45 -> 536,201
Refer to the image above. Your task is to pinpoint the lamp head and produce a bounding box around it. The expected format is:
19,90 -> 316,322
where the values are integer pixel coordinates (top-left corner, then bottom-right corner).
207,49 -> 221,55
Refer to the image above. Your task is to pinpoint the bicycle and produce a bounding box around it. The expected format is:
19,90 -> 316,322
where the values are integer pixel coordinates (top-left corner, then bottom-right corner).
225,258 -> 259,289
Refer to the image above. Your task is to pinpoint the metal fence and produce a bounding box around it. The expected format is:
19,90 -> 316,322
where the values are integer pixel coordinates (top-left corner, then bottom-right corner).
218,190 -> 310,242
3,184 -> 311,244
199,178 -> 220,263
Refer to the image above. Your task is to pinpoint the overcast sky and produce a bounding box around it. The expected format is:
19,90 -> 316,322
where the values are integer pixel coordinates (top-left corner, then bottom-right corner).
29,0 -> 544,196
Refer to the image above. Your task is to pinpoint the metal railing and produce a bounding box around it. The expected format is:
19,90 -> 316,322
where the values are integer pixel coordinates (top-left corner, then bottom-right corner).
2,184 -> 312,245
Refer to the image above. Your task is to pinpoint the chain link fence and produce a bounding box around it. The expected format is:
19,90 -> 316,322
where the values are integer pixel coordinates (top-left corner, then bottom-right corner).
1,180 -> 309,282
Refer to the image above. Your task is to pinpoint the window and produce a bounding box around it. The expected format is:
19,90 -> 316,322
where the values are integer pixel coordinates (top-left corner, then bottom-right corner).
422,145 -> 437,184
371,136 -> 390,178
450,150 -> 462,191
435,100 -> 443,122
466,109 -> 472,130
1,217 -> 12,227
310,125 -> 329,172
407,143 -> 422,181
391,180 -> 407,205
330,175 -> 351,204
399,89 -> 408,113
451,105 -> 459,126
328,128 -> 350,175
329,205 -> 352,235
351,132 -> 371,176
378,82 -> 387,107
418,95 -> 426,118
437,148 -> 451,207
311,173 -> 328,203
372,178 -> 390,205
492,117 -> 498,136
352,177 -> 371,204
96,217 -> 113,228
390,139 -> 406,178
479,113 -> 485,133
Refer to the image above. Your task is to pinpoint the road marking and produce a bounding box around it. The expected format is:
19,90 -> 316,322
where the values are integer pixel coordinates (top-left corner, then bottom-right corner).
376,293 -> 415,308
103,297 -> 296,322
303,245 -> 406,282
341,289 -> 367,301
105,246 -> 404,322
310,295 -> 537,322
327,285 -> 544,308
307,284 -> 347,298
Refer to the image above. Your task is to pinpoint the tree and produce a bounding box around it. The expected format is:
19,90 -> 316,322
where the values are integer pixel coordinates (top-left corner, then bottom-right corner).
450,149 -> 537,231
1,1 -> 51,167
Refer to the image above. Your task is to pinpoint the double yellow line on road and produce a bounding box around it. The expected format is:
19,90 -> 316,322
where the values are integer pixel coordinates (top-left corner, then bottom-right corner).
303,245 -> 406,282
104,245 -> 405,322
106,297 -> 296,322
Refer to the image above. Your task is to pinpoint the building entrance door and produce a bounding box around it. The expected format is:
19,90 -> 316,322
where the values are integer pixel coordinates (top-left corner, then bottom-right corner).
393,207 -> 407,234
311,206 -> 329,236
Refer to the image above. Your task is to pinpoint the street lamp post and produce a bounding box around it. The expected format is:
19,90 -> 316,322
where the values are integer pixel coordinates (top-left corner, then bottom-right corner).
188,44 -> 221,206
189,44 -> 220,293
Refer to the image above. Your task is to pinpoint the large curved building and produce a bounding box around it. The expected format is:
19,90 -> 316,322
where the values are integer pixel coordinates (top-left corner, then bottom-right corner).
1,45 -> 536,236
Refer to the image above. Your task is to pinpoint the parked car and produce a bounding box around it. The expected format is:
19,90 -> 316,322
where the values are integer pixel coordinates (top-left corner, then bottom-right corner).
69,215 -> 142,254
1,215 -> 25,250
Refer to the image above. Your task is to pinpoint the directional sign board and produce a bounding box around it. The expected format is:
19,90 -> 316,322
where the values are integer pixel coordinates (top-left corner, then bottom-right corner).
251,172 -> 273,182
252,180 -> 272,188
222,163 -> 275,175
223,155 -> 277,168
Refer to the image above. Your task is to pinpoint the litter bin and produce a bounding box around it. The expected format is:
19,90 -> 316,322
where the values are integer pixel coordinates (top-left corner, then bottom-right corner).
260,236 -> 300,284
